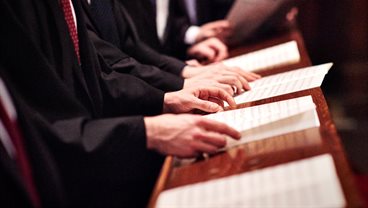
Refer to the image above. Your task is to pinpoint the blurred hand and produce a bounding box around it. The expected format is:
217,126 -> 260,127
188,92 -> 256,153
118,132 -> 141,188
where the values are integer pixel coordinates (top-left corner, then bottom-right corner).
163,86 -> 236,114
145,114 -> 241,158
187,37 -> 228,64
185,59 -> 203,67
286,7 -> 299,22
196,20 -> 232,43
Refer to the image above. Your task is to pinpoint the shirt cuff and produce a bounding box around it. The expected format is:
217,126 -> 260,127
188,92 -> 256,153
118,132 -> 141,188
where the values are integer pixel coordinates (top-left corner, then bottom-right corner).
184,26 -> 200,45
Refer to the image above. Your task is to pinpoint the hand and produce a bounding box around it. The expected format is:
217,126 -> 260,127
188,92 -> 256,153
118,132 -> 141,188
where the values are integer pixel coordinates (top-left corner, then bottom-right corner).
163,86 -> 236,114
187,38 -> 228,64
185,59 -> 203,67
183,77 -> 234,96
144,114 -> 241,158
183,63 -> 261,81
196,20 -> 232,43
214,63 -> 262,82
286,7 -> 299,23
182,63 -> 261,93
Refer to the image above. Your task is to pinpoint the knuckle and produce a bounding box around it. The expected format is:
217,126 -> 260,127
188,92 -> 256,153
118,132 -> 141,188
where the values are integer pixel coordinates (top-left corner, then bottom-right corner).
225,85 -> 233,93
230,76 -> 238,83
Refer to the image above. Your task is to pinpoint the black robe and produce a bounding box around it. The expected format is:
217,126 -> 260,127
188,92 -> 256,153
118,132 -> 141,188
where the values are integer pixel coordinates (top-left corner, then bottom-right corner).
118,0 -> 234,60
83,1 -> 185,92
119,0 -> 191,60
0,0 -> 164,206
84,0 -> 186,78
0,71 -> 67,208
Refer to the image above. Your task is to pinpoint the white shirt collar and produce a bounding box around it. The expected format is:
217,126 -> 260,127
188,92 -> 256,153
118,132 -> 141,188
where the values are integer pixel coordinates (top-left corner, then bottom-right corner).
0,78 -> 17,158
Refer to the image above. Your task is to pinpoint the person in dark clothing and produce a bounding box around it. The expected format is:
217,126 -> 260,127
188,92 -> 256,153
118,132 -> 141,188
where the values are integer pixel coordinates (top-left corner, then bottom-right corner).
85,0 -> 260,91
0,0 -> 241,206
118,0 -> 233,62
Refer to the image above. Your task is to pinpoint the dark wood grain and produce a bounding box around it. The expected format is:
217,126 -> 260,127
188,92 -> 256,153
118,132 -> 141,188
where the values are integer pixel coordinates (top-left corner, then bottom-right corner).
149,29 -> 363,208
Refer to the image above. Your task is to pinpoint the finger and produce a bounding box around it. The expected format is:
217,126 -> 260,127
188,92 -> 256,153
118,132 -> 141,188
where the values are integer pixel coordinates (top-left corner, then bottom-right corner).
249,71 -> 262,78
238,75 -> 251,91
208,39 -> 228,62
243,71 -> 262,81
216,45 -> 229,62
220,83 -> 234,96
218,75 -> 243,93
205,30 -> 218,39
194,130 -> 227,148
219,27 -> 233,37
191,46 -> 216,62
204,87 -> 236,108
230,67 -> 260,85
196,79 -> 234,95
191,98 -> 223,113
209,82 -> 234,96
208,97 -> 225,109
186,59 -> 202,67
208,20 -> 231,30
198,29 -> 217,41
230,67 -> 262,81
190,140 -> 219,155
217,83 -> 234,96
209,69 -> 249,92
197,118 -> 241,140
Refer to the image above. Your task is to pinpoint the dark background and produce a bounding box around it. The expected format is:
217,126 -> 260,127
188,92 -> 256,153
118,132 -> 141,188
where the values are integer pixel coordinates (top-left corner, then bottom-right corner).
298,0 -> 368,174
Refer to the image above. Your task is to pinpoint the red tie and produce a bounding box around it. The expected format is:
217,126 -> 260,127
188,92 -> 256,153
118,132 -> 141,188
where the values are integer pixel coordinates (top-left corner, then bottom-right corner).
60,0 -> 80,64
0,97 -> 41,208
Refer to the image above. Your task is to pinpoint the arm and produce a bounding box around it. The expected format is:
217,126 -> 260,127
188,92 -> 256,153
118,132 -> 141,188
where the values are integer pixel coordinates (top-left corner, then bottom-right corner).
82,1 -> 185,92
113,1 -> 187,76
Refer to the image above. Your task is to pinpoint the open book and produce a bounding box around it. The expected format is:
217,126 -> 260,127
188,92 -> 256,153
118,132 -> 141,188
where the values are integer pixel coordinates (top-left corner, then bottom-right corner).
205,96 -> 320,149
156,154 -> 346,208
226,63 -> 333,105
222,41 -> 301,72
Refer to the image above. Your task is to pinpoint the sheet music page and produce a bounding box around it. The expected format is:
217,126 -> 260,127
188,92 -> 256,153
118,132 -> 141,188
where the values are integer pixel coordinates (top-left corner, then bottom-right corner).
228,63 -> 333,105
222,41 -> 301,72
156,154 -> 346,208
249,63 -> 331,89
225,0 -> 293,45
205,96 -> 320,148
